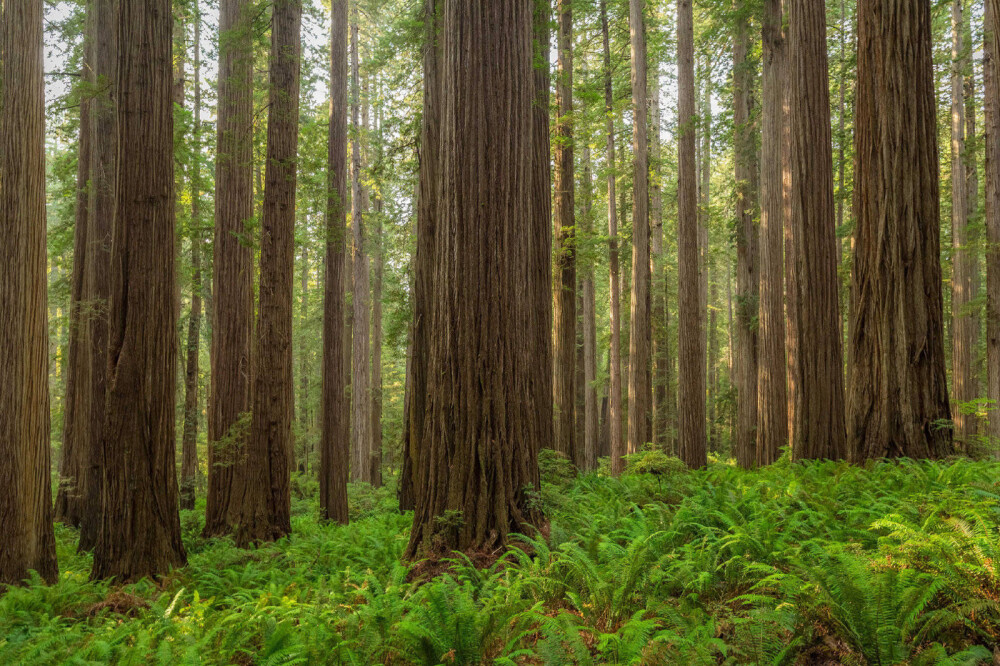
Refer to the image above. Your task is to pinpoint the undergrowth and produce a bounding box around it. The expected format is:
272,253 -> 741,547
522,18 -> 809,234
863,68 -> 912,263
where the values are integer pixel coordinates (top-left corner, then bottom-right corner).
3,455 -> 1000,664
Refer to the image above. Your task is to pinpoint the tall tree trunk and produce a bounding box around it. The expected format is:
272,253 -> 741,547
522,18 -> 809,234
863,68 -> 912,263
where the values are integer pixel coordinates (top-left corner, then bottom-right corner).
205,0 -> 255,538
0,0 -> 58,586
322,0 -> 350,522
405,0 -> 543,560
757,0 -> 787,466
788,0 -> 847,460
582,137 -> 598,471
677,0 -> 706,467
231,0 -> 301,545
628,0 -> 652,457
601,0 -> 624,475
836,0 -> 847,346
91,0 -> 186,581
733,0 -> 759,469
180,0 -> 204,511
370,115 -> 384,488
849,0 -> 952,460
57,21 -> 93,526
651,57 -> 668,451
298,249 -> 310,472
985,0 -> 1000,453
701,79 -> 717,451
952,0 -> 976,450
965,23 -> 981,415
553,0 -> 577,465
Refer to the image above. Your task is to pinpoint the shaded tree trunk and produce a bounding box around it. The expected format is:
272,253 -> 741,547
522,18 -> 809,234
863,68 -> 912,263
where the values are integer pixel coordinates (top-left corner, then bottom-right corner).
788,0 -> 847,460
849,0 -> 952,461
581,138 -> 598,471
985,0 -> 1000,452
677,0 -> 706,467
651,58 -> 669,452
205,0 -> 255,538
701,80 -> 717,451
0,0 -> 58,586
370,129 -> 384,488
91,0 -> 186,581
405,0 -> 544,560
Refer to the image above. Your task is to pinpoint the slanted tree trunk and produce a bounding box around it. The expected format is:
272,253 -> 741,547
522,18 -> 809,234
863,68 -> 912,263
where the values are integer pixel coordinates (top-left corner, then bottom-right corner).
0,0 -> 58,586
733,0 -> 759,469
205,0 -> 255,538
231,0 -> 301,545
406,0 -> 544,560
849,0 -> 952,461
788,0 -> 847,460
553,0 -> 577,465
677,0 -> 706,468
91,0 -> 186,581
322,0 -> 350,522
984,0 -> 1000,452
601,0 -> 624,475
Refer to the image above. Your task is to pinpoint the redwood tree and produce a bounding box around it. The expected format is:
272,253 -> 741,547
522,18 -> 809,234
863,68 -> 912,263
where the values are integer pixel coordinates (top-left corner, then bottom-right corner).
0,0 -> 58,586
91,0 -> 186,581
849,0 -> 952,461
985,0 -> 1000,452
406,0 -> 544,559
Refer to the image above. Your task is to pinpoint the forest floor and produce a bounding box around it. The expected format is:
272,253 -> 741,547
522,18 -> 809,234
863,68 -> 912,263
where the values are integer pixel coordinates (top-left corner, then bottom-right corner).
2,452 -> 1000,665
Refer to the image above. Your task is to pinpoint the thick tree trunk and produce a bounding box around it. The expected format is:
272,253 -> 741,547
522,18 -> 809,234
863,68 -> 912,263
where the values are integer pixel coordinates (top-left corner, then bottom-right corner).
0,0 -> 58,586
180,1 -> 203,511
985,0 -> 1000,452
756,0 -> 787,466
733,1 -> 759,469
601,0 -> 624,475
405,0 -> 544,560
231,0 -> 301,546
91,0 -> 186,581
788,0 -> 847,460
628,0 -> 652,457
553,0 -> 577,465
677,0 -> 706,467
205,0 -> 255,538
322,0 -> 350,522
849,0 -> 953,461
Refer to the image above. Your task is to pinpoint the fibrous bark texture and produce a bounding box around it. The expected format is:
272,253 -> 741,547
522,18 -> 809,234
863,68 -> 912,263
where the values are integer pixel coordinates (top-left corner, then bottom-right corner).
405,0 -> 544,559
849,0 -> 953,461
788,0 -> 847,460
677,0 -> 706,468
321,0 -> 350,523
0,0 -> 59,586
651,61 -> 669,452
985,0 -> 1000,452
91,0 -> 186,582
205,0 -> 255,538
234,0 -> 301,545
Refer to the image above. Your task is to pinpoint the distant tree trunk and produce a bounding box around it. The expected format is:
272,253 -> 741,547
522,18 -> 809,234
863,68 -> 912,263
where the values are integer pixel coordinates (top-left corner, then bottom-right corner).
205,0 -> 255,538
0,0 -> 58,587
651,59 -> 669,452
965,24 -> 981,411
553,0 -> 577,465
349,11 -> 372,484
91,0 -> 186,581
701,80 -> 717,451
57,22 -> 93,526
370,130 -> 384,488
575,290 -> 585,457
581,137 -> 598,471
984,0 -> 1000,452
180,0 -> 204,511
788,0 -> 847,460
628,0 -> 652,457
601,0 -> 624,475
849,0 -> 952,461
733,1 -> 759,469
677,0 -> 706,468
322,0 -> 350,522
756,0 -> 787,466
406,0 -> 544,560
230,0 -> 301,546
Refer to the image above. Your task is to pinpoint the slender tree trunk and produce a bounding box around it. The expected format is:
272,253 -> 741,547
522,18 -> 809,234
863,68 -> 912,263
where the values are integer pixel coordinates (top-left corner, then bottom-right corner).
756,0 -> 787,466
601,0 -> 624,474
849,0 -> 953,461
628,0 -> 653,457
92,0 -> 186,581
553,0 -> 577,465
231,0 -> 301,546
788,0 -> 847,460
836,0 -> 847,346
651,58 -> 668,452
205,0 -> 255,538
677,0 -> 706,467
581,137 -> 598,471
701,80 -> 717,451
322,0 -> 350,522
405,0 -> 543,560
733,0 -> 759,469
180,1 -> 203,511
0,0 -> 58,586
984,0 -> 1000,452
966,26 -> 981,415
370,128 -> 384,488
